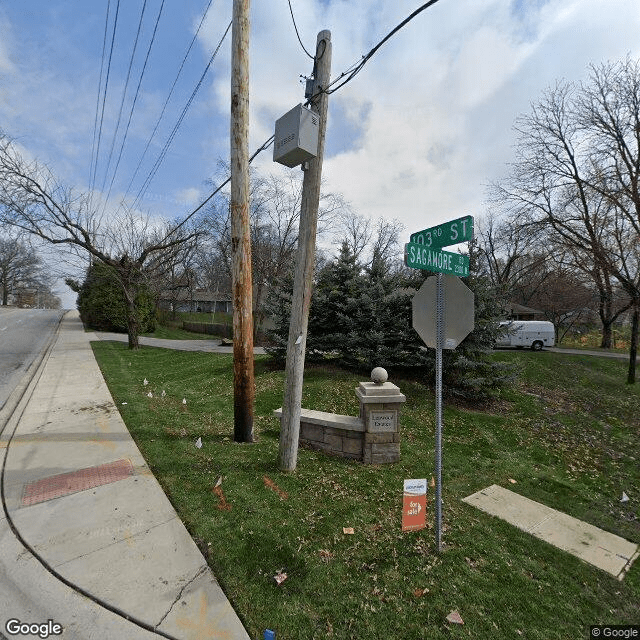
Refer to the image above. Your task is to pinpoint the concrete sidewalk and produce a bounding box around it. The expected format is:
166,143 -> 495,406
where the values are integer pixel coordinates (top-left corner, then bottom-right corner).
463,485 -> 639,580
92,331 -> 267,355
1,311 -> 251,639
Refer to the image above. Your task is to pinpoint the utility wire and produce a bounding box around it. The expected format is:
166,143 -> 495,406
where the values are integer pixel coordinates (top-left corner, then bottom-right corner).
314,0 -> 443,99
88,0 -> 112,209
163,135 -> 275,239
287,0 -> 314,59
89,0 -> 121,199
164,1 -> 444,231
101,0 -> 166,215
119,0 -> 215,210
130,19 -> 232,212
99,0 -> 150,195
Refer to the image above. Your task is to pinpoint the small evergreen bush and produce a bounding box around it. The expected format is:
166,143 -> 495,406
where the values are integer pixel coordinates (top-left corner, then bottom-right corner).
76,262 -> 156,334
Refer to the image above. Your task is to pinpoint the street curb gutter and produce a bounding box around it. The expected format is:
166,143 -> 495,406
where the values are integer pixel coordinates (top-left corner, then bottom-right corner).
0,310 -> 65,438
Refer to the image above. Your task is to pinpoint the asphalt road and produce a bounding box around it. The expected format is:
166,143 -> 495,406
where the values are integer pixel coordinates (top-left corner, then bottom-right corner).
0,307 -> 64,411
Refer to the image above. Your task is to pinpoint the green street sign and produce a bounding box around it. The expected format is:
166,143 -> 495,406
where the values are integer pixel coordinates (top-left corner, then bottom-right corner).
410,215 -> 474,249
404,242 -> 470,277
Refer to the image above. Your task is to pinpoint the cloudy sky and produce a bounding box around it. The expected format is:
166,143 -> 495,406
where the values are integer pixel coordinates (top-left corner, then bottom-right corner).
1,0 -> 639,306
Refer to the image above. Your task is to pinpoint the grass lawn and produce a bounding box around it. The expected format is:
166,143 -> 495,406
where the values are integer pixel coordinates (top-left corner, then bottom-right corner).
91,343 -> 640,640
142,324 -> 215,340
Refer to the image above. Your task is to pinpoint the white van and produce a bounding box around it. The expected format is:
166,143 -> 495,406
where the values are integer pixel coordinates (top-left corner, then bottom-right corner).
495,320 -> 555,351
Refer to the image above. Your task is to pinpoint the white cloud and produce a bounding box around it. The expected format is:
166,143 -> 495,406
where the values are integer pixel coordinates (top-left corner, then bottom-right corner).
2,0 -> 640,256
175,187 -> 203,206
237,0 -> 640,237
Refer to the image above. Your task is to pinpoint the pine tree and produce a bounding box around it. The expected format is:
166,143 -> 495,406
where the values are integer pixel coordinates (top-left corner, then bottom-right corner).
308,241 -> 366,364
264,239 -> 516,401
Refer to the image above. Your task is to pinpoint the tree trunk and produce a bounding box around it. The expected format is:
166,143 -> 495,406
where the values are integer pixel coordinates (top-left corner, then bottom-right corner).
627,304 -> 638,384
599,290 -> 613,348
600,321 -> 613,349
126,295 -> 140,350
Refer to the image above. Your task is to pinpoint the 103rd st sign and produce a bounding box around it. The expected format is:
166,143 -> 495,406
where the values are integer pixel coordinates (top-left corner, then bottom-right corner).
409,215 -> 473,249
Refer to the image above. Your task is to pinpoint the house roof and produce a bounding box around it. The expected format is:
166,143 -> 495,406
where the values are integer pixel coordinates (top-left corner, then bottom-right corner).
507,302 -> 545,316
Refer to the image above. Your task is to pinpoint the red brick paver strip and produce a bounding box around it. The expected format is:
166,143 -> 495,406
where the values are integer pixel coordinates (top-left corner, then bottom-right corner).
22,459 -> 134,506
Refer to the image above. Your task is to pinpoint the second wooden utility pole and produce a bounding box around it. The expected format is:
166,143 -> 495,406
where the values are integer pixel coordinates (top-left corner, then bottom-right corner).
230,0 -> 254,442
279,30 -> 332,471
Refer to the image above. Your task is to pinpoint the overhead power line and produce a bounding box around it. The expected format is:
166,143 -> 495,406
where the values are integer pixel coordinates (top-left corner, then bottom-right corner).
317,0 -> 443,98
130,19 -> 232,212
287,0 -> 314,59
119,0 -> 215,208
101,0 -> 167,214
99,0 -> 151,195
167,0 -> 444,229
88,0 -> 112,204
164,135 -> 275,239
89,0 -> 121,199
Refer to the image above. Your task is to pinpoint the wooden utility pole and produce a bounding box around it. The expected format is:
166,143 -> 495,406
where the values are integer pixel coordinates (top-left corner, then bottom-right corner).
279,30 -> 332,471
230,0 -> 254,442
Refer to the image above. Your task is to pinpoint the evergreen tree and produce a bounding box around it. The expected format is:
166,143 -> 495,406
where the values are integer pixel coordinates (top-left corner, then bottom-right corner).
76,262 -> 156,334
264,238 -> 515,401
308,242 -> 366,364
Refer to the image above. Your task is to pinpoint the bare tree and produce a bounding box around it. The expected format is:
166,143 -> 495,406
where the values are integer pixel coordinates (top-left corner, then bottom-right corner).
475,213 -> 557,327
0,133 -> 199,348
337,211 -> 372,262
146,231 -> 201,319
203,167 -> 344,338
491,59 -> 640,382
334,211 -> 404,272
0,234 -> 42,305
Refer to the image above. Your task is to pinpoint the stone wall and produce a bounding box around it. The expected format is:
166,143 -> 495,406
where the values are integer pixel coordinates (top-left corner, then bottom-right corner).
273,371 -> 406,465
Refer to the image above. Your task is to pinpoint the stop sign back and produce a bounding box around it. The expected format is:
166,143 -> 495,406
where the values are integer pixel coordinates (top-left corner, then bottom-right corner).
412,275 -> 474,349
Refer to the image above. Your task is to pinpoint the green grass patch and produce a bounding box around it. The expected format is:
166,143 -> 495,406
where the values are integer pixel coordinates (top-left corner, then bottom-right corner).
142,324 -> 215,340
92,343 -> 640,639
560,328 -> 631,353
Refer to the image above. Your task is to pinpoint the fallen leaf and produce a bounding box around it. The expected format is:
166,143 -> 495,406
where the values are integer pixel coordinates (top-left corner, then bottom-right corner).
343,527 -> 355,535
263,475 -> 288,500
508,478 -> 517,484
318,549 -> 334,562
212,486 -> 231,510
446,610 -> 464,625
413,587 -> 430,597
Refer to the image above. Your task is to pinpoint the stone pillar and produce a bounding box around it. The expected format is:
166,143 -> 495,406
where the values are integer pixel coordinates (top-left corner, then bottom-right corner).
356,367 -> 406,464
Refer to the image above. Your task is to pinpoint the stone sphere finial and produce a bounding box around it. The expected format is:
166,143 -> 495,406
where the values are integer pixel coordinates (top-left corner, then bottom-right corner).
371,367 -> 388,384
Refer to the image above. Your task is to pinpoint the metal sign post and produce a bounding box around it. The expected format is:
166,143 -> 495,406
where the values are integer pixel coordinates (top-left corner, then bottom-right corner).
407,215 -> 475,554
435,272 -> 444,553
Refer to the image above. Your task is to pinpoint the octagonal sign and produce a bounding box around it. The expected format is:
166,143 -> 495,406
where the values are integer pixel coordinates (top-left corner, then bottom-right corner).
412,275 -> 475,349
